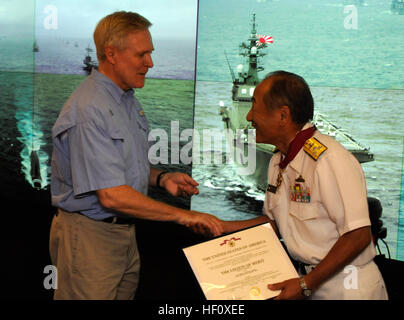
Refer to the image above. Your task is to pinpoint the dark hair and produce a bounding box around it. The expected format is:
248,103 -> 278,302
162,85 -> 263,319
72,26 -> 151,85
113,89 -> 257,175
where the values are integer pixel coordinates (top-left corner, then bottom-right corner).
263,70 -> 314,125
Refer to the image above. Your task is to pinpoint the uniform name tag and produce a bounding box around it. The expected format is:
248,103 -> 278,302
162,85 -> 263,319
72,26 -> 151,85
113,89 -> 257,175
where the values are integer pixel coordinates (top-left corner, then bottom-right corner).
267,184 -> 278,194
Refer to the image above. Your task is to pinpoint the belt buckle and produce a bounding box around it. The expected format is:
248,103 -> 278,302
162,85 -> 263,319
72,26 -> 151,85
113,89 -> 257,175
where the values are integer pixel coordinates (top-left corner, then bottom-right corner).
304,265 -> 314,274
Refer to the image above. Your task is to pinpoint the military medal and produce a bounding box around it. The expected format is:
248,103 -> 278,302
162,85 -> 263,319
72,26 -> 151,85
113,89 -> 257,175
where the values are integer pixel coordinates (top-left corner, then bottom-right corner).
290,183 -> 311,203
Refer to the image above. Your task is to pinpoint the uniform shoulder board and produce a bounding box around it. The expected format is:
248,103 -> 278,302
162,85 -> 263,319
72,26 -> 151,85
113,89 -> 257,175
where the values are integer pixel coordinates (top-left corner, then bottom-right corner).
304,137 -> 327,161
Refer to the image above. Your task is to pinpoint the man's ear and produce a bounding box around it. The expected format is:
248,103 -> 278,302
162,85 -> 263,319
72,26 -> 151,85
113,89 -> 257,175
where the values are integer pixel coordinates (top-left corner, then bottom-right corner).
279,105 -> 291,125
104,45 -> 116,64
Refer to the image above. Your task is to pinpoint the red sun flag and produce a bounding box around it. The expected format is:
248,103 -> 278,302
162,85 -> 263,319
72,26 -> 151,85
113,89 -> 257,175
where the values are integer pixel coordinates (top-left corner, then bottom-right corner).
256,34 -> 274,46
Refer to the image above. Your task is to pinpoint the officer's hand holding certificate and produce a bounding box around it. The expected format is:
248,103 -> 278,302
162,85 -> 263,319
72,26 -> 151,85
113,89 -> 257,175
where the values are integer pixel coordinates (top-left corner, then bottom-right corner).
183,223 -> 298,300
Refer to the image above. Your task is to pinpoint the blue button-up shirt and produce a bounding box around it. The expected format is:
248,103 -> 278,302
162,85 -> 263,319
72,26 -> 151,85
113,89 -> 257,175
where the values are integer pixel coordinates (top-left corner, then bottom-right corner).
51,69 -> 150,220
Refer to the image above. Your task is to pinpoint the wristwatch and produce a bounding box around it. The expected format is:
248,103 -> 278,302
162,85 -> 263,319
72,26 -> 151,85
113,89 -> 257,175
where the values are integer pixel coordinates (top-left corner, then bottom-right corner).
156,170 -> 169,189
299,276 -> 312,297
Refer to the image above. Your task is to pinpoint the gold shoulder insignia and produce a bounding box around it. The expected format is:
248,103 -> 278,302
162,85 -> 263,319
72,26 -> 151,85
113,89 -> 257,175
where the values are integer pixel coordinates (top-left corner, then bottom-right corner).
304,137 -> 327,161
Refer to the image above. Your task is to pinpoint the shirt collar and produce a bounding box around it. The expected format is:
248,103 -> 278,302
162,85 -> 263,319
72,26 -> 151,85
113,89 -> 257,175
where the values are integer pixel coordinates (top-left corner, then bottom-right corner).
90,68 -> 134,105
288,122 -> 315,173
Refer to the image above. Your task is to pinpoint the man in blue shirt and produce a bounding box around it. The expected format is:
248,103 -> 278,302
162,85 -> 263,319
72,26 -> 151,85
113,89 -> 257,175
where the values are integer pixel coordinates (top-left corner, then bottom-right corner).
50,11 -> 223,300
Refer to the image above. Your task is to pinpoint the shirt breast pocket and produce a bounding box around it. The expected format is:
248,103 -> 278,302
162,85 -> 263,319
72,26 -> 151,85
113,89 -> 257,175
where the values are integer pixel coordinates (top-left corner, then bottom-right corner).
110,127 -> 125,141
109,127 -> 129,161
289,201 -> 319,221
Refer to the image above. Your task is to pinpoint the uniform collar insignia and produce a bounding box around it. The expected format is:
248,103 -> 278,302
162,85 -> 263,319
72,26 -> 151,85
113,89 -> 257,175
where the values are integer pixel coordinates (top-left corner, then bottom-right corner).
304,137 -> 327,161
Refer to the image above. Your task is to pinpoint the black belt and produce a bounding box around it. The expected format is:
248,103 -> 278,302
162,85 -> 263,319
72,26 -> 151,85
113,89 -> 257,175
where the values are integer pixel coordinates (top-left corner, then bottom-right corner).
101,216 -> 136,225
56,209 -> 135,225
293,260 -> 315,275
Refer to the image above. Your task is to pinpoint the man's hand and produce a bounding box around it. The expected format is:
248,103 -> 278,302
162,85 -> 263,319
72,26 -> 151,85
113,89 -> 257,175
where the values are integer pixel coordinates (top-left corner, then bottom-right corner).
160,172 -> 199,197
97,185 -> 222,236
179,210 -> 224,237
268,278 -> 304,300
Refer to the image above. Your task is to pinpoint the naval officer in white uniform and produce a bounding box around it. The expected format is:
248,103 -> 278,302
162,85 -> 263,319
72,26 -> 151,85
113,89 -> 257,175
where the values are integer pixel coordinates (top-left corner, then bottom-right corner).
221,71 -> 388,300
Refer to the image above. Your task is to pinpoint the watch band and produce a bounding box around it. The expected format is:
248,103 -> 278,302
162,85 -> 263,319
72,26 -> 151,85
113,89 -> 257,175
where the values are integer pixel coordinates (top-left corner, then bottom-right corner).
156,170 -> 169,189
299,276 -> 312,297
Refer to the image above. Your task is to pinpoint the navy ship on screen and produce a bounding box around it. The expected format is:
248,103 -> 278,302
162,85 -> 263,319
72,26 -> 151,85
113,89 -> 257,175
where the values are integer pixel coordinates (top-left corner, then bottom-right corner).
83,45 -> 98,74
33,40 -> 39,52
219,14 -> 374,191
391,0 -> 404,14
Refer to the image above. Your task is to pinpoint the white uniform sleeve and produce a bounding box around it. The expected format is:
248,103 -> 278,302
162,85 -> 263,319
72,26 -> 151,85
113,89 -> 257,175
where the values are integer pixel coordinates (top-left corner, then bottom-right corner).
263,191 -> 275,220
317,149 -> 371,236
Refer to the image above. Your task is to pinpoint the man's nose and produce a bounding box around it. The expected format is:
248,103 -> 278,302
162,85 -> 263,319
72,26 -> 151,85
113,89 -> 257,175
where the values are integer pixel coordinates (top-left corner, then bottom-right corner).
246,107 -> 253,122
146,54 -> 154,69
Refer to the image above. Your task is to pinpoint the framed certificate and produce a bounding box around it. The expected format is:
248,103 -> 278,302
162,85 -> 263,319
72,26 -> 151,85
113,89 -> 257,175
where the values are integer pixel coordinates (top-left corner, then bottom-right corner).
183,223 -> 298,300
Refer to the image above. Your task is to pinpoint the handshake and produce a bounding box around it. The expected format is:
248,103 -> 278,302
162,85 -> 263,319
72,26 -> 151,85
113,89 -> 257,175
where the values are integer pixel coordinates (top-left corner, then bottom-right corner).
159,171 -> 269,238
179,210 -> 226,238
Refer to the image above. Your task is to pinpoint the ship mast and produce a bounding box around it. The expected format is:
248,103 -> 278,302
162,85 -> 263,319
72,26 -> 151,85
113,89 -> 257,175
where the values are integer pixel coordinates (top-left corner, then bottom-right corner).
238,14 -> 266,86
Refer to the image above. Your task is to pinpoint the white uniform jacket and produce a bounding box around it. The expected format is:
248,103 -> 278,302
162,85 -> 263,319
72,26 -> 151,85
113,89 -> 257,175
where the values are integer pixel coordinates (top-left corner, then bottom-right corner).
264,124 -> 387,299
